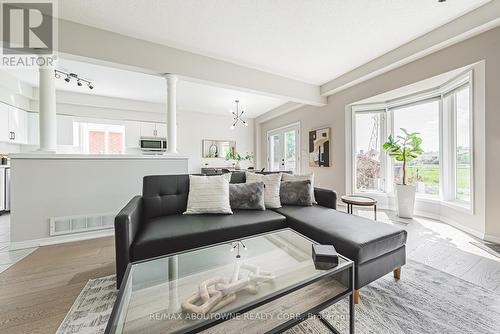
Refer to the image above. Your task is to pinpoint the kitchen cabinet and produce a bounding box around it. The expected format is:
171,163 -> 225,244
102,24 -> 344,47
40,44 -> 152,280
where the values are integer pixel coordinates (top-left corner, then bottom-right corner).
57,115 -> 75,146
8,107 -> 27,144
0,103 -> 9,142
156,122 -> 167,138
140,122 -> 166,138
140,122 -> 156,137
124,121 -> 141,148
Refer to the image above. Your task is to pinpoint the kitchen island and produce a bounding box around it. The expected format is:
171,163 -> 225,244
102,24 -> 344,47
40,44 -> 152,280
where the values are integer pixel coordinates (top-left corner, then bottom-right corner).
9,153 -> 188,249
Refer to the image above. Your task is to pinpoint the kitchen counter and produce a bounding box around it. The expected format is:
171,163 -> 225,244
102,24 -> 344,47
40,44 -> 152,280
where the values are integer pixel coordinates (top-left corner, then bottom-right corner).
9,153 -> 187,160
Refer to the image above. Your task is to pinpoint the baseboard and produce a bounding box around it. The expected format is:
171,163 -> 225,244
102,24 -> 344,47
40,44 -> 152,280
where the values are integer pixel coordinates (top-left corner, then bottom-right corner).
439,217 -> 485,240
484,234 -> 500,244
9,229 -> 115,250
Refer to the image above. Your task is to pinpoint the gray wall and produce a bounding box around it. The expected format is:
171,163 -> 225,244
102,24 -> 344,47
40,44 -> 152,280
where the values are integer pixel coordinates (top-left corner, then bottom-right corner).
259,26 -> 500,240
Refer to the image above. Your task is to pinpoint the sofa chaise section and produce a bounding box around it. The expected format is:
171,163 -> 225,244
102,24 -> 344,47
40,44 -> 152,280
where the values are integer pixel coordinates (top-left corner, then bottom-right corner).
274,205 -> 407,302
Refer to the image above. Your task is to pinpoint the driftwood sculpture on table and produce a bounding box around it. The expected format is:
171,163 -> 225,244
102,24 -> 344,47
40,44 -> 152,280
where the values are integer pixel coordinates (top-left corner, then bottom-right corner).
181,261 -> 275,315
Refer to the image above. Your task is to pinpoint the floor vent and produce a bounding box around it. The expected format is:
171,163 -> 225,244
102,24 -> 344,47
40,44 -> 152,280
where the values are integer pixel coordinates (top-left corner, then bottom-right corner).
50,213 -> 115,236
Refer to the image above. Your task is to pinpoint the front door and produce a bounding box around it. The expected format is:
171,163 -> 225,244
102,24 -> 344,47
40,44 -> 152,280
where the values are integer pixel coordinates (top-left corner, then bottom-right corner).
267,124 -> 300,173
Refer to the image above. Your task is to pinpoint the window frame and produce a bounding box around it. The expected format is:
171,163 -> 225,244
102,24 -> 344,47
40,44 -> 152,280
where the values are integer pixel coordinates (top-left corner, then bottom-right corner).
351,107 -> 387,194
389,96 -> 442,199
81,122 -> 126,155
350,70 -> 474,212
445,83 -> 474,207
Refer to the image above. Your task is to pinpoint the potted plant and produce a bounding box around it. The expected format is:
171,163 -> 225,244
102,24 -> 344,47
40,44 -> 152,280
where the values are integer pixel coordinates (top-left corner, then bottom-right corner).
225,150 -> 253,170
383,128 -> 423,218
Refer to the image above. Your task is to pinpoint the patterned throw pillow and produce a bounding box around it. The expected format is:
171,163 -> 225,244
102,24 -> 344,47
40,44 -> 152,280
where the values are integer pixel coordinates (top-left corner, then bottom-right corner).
229,182 -> 265,210
281,173 -> 316,203
280,180 -> 313,206
184,174 -> 232,214
245,172 -> 282,209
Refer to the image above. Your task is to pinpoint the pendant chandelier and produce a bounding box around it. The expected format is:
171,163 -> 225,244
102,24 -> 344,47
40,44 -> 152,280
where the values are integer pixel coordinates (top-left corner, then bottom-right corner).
230,100 -> 248,129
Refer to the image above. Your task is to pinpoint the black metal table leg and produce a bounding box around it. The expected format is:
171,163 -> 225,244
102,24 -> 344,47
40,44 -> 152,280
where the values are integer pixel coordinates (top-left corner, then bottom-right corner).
350,267 -> 355,334
374,204 -> 377,221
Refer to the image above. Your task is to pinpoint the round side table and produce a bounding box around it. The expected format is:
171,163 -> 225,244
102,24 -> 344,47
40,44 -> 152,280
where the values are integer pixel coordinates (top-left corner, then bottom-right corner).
341,195 -> 377,221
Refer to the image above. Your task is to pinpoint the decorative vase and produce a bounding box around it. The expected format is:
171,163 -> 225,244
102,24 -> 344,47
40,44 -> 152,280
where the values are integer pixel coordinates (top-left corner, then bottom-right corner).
395,184 -> 416,218
234,161 -> 241,170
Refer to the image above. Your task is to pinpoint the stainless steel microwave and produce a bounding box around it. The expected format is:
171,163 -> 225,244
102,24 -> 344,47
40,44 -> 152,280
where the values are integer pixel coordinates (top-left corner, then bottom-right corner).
140,137 -> 167,152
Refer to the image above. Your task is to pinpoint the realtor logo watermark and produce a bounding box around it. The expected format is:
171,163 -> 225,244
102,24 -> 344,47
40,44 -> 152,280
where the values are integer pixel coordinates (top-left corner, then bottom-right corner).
1,0 -> 57,67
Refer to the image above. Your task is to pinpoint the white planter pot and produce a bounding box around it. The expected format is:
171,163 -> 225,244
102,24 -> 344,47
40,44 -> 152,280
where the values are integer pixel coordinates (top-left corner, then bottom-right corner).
395,184 -> 416,218
234,161 -> 241,170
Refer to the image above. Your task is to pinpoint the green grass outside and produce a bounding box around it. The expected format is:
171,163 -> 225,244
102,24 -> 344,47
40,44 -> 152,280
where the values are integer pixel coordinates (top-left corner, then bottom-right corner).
404,164 -> 470,199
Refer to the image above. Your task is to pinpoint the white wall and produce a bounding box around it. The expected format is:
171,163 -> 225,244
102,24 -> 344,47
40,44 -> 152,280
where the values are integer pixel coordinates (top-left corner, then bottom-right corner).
258,26 -> 500,242
178,110 -> 255,173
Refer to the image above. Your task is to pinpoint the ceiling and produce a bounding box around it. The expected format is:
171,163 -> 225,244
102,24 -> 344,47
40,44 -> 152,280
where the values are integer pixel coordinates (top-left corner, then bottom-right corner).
58,0 -> 490,85
3,58 -> 286,117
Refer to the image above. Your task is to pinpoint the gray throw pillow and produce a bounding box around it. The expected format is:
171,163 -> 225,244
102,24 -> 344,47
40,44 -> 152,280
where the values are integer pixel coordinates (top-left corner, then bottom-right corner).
229,182 -> 266,210
280,180 -> 313,206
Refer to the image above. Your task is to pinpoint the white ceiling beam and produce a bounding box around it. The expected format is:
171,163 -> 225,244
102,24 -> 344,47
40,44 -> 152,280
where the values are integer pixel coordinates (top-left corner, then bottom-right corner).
254,102 -> 304,124
320,1 -> 500,97
57,19 -> 326,107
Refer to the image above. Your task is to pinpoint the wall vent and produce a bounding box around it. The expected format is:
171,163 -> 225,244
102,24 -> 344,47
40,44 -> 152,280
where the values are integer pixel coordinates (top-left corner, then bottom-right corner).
50,212 -> 115,236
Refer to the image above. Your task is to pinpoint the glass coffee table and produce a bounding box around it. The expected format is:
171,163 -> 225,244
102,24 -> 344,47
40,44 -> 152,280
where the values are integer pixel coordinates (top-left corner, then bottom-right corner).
105,228 -> 354,334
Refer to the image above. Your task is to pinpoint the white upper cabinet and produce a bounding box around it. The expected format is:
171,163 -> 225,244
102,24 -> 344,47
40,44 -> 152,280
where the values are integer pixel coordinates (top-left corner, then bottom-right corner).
140,121 -> 166,138
0,103 -> 9,142
140,122 -> 156,137
156,122 -> 167,138
124,121 -> 141,148
8,106 -> 27,144
57,115 -> 75,146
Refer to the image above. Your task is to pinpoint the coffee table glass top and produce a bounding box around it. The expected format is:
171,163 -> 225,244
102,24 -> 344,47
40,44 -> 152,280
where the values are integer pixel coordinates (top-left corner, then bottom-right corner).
107,228 -> 351,334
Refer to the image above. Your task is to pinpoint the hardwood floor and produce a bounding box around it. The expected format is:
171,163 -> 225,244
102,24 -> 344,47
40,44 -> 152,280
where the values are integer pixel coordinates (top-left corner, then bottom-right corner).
0,209 -> 499,333
0,237 -> 115,334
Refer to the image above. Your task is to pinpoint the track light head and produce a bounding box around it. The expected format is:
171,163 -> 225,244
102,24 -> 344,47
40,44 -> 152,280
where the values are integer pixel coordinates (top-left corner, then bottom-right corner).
77,80 -> 82,86
88,84 -> 94,90
64,76 -> 70,82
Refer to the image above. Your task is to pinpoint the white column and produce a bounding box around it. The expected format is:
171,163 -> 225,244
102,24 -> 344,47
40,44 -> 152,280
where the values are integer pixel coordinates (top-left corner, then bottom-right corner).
38,65 -> 57,152
165,74 -> 178,154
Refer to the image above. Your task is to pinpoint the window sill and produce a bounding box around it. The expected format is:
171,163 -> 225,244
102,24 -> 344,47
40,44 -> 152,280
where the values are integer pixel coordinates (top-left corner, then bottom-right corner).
352,192 -> 473,215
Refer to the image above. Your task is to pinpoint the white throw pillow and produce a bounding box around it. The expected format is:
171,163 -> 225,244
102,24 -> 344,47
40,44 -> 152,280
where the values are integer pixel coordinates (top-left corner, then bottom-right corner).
282,173 -> 317,203
245,172 -> 282,209
184,174 -> 232,214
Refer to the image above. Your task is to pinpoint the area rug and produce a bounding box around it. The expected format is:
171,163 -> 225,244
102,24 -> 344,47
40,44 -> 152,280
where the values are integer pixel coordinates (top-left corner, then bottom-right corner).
57,260 -> 500,334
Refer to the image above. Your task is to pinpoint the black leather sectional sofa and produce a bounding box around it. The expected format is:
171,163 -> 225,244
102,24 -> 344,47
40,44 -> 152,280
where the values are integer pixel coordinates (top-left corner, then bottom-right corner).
115,173 -> 407,303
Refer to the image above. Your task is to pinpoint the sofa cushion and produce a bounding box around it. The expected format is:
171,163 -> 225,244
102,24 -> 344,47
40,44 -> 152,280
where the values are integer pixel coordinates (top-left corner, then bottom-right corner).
246,172 -> 282,209
280,180 -> 313,206
229,182 -> 266,210
184,174 -> 232,215
131,210 -> 286,261
274,205 -> 407,264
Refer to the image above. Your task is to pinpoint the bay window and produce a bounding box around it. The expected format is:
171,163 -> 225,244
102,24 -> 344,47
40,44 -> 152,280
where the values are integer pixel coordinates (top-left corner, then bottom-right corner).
352,71 -> 473,209
392,99 -> 440,197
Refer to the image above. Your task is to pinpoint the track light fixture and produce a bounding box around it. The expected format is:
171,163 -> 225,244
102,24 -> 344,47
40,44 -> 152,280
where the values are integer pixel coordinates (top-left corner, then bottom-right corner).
230,100 -> 248,130
54,69 -> 94,90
